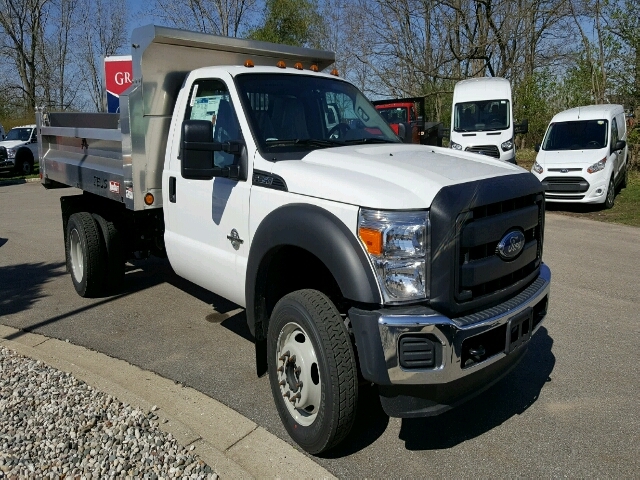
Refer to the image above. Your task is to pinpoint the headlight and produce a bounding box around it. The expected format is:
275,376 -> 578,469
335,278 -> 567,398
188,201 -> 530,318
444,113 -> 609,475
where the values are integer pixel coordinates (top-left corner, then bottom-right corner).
450,140 -> 462,150
501,138 -> 514,151
358,209 -> 429,303
587,157 -> 606,173
532,161 -> 543,174
7,148 -> 16,159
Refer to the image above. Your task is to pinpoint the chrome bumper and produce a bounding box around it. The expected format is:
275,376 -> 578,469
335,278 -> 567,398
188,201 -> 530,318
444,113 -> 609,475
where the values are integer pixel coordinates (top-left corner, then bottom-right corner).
376,263 -> 551,385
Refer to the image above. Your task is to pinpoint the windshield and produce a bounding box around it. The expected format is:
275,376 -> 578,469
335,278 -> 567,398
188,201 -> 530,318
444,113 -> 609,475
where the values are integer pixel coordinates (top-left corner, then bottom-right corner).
454,100 -> 510,132
235,73 -> 400,155
542,120 -> 608,151
5,127 -> 32,141
377,106 -> 409,124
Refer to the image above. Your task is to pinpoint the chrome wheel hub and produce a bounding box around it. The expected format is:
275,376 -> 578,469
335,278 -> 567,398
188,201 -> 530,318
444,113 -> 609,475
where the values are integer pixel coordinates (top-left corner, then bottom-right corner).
275,322 -> 322,426
69,228 -> 84,283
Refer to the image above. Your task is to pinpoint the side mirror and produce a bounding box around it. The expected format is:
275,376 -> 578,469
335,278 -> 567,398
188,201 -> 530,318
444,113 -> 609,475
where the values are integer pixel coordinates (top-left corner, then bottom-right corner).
514,119 -> 529,135
181,120 -> 243,180
416,115 -> 425,130
397,123 -> 407,142
534,144 -> 540,153
614,140 -> 626,151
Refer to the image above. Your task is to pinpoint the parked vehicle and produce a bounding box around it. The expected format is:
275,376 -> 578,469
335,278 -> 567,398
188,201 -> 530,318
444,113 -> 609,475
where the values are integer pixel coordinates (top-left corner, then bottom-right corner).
373,97 -> 442,145
39,25 -> 551,454
449,77 -> 528,163
0,124 -> 38,174
532,104 -> 628,209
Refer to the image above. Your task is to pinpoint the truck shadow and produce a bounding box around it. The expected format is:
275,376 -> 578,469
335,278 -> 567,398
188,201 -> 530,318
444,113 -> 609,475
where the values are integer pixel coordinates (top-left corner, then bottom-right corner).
0,261 -> 66,317
398,327 -> 554,450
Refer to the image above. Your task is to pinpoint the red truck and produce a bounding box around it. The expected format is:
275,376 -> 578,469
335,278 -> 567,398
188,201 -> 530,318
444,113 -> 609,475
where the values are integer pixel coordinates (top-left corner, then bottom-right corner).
373,97 -> 442,146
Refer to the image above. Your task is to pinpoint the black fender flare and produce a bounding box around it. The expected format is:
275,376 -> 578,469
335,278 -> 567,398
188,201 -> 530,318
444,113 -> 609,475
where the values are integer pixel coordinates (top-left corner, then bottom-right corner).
245,203 -> 381,339
15,146 -> 34,163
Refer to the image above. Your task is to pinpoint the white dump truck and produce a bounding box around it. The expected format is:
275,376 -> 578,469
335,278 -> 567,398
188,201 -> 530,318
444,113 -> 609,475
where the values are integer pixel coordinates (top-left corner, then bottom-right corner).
38,25 -> 551,454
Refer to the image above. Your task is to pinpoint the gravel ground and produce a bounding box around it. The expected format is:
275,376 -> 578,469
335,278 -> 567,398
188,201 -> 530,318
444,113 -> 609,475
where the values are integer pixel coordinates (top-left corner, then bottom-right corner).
0,347 -> 217,479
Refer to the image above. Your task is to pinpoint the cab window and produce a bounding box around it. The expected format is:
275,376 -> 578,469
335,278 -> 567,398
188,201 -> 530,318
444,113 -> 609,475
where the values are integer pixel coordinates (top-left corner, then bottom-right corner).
185,79 -> 242,168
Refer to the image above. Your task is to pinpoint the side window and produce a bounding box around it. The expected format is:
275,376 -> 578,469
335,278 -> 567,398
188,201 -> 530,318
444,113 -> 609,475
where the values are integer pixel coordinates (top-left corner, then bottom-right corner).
185,79 -> 242,168
611,118 -> 618,149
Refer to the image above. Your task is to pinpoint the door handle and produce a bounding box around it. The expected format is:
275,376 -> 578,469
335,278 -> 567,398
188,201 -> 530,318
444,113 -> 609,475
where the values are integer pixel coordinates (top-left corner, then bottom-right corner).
169,176 -> 176,203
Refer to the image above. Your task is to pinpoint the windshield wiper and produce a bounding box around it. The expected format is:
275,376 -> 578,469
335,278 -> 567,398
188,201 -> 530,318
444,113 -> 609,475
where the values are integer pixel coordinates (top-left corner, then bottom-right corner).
265,138 -> 345,148
343,137 -> 398,145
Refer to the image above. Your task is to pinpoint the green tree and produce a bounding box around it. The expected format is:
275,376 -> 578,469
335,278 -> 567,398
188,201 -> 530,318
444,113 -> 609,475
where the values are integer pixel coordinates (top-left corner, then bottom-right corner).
248,0 -> 322,47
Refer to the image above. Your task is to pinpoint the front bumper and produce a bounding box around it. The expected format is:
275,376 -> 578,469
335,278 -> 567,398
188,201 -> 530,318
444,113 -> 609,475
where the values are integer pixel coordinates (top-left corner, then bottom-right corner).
0,160 -> 15,170
349,263 -> 550,416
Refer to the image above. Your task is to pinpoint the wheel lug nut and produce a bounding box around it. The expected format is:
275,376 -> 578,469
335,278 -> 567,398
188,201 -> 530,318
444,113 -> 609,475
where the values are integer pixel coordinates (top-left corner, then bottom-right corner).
296,382 -> 303,389
290,392 -> 301,403
277,366 -> 284,373
283,391 -> 290,398
279,380 -> 286,386
295,367 -> 301,375
287,355 -> 296,363
279,351 -> 290,361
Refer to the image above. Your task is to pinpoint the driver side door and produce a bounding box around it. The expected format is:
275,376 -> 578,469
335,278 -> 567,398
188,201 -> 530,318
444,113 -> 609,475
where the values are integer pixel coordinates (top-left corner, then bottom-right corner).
165,77 -> 250,307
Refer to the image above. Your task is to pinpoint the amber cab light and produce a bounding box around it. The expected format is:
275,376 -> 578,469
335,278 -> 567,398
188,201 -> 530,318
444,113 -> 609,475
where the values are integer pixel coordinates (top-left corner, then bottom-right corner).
359,227 -> 382,255
310,64 -> 319,72
244,59 -> 255,68
276,60 -> 286,69
330,68 -> 339,76
294,62 -> 303,70
144,193 -> 154,205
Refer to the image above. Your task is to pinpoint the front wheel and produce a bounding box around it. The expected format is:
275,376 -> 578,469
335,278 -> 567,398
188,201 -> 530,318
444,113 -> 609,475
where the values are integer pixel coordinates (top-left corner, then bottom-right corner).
267,290 -> 358,454
603,175 -> 615,209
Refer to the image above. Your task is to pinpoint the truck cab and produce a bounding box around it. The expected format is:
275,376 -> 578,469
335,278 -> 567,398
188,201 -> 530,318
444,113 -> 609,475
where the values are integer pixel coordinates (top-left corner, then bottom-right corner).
449,78 -> 524,163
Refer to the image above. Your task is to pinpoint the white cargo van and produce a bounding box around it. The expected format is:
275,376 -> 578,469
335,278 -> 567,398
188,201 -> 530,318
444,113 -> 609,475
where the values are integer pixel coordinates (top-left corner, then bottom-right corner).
449,77 -> 527,163
532,104 -> 628,209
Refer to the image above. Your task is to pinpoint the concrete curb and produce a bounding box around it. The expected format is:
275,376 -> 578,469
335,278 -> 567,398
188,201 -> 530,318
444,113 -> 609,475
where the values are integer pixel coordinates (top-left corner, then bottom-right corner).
0,176 -> 41,186
0,325 -> 336,479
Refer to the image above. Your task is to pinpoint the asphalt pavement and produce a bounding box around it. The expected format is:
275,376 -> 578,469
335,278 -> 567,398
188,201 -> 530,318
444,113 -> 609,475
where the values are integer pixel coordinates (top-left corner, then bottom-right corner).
1,180 -> 638,477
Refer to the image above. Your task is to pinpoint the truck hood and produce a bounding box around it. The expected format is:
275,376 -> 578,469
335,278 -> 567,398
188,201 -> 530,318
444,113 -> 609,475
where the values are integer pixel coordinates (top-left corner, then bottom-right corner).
0,140 -> 27,149
536,148 -> 606,166
271,144 -> 524,209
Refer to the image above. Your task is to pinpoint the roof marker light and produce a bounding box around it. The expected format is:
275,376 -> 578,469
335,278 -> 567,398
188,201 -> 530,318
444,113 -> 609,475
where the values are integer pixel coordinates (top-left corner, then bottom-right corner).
310,64 -> 319,72
276,60 -> 286,69
294,62 -> 303,70
330,68 -> 339,76
244,59 -> 255,68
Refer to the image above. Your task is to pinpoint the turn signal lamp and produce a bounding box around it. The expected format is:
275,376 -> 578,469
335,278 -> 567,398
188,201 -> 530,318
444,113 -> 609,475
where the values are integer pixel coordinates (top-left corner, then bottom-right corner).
294,62 -> 303,70
330,68 -> 339,76
359,227 -> 382,255
144,193 -> 154,205
276,60 -> 286,69
587,157 -> 607,174
244,59 -> 255,68
310,64 -> 319,72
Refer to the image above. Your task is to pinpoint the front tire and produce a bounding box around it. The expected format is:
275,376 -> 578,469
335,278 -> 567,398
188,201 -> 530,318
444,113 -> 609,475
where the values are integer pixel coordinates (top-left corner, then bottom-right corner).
267,290 -> 358,454
15,151 -> 34,175
66,212 -> 106,297
604,175 -> 615,209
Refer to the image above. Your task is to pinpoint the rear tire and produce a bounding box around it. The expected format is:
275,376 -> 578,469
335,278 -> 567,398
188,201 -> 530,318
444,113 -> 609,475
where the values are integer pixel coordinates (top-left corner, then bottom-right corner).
267,289 -> 358,454
66,212 -> 106,297
92,214 -> 125,293
603,176 -> 615,209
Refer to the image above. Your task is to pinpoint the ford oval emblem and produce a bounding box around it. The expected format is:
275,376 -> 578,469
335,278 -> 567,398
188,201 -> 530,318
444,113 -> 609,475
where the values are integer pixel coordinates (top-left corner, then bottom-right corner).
496,230 -> 525,260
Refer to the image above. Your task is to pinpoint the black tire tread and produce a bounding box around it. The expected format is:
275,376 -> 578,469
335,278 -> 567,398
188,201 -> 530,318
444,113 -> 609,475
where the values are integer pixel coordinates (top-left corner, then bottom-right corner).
278,289 -> 358,453
67,212 -> 106,297
92,213 -> 125,293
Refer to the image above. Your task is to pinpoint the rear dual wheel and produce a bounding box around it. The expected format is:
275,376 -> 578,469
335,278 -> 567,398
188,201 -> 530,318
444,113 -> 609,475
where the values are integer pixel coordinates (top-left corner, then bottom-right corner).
267,290 -> 358,454
66,212 -> 124,297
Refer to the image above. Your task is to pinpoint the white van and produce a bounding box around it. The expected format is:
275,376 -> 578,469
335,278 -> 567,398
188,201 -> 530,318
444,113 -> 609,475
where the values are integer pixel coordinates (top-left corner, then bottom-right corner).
532,104 -> 628,209
449,77 -> 527,163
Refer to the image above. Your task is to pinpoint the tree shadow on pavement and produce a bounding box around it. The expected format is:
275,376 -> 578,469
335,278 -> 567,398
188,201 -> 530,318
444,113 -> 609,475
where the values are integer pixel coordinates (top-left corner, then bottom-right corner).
0,261 -> 66,317
398,327 -> 555,450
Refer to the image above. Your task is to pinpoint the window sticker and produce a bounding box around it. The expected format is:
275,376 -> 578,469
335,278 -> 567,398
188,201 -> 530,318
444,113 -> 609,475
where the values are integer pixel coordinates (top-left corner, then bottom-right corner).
190,95 -> 225,121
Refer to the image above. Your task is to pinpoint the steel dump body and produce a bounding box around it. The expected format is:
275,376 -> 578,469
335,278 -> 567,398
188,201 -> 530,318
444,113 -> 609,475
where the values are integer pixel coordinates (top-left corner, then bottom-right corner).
38,24 -> 335,211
